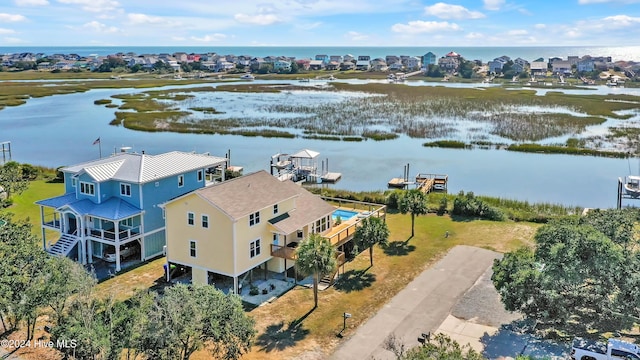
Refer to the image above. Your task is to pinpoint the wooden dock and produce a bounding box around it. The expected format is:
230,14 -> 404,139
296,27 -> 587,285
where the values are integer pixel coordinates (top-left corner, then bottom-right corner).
321,172 -> 342,183
415,173 -> 448,193
388,177 -> 410,188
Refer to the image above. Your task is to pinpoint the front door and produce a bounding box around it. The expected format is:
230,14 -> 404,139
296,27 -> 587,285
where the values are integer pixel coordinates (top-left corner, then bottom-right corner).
67,215 -> 77,235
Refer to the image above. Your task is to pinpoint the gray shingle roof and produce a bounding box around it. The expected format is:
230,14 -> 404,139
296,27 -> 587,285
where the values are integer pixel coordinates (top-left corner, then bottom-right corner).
63,151 -> 227,184
195,171 -> 334,225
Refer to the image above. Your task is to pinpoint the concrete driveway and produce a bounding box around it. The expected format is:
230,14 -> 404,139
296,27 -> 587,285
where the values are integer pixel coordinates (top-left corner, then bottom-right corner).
330,245 -> 501,360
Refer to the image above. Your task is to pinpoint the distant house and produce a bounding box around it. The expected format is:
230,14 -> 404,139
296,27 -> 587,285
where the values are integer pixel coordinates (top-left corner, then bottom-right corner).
389,62 -> 404,71
296,59 -> 311,71
309,60 -> 324,70
329,55 -> 344,63
343,54 -> 355,63
36,151 -> 228,273
355,60 -> 370,71
326,61 -> 340,71
530,61 -> 548,75
274,60 -> 292,72
577,57 -> 595,72
386,55 -> 400,65
340,61 -> 355,71
315,55 -> 330,64
438,55 -> 460,72
357,55 -> 371,62
488,59 -> 505,74
173,52 -> 188,62
552,60 -> 572,74
406,56 -> 421,70
370,58 -> 388,72
422,52 -> 437,66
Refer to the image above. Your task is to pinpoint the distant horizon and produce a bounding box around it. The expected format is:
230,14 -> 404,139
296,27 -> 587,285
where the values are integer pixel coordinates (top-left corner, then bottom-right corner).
1,1 -> 640,47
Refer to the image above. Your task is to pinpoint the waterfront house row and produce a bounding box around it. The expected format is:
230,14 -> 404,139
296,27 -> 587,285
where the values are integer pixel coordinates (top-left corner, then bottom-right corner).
36,150 -> 228,272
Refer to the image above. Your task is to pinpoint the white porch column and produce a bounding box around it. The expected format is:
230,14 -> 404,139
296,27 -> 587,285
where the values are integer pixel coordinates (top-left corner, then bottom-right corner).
115,220 -> 121,272
87,239 -> 93,264
40,206 -> 46,250
139,215 -> 145,261
233,276 -> 238,294
78,216 -> 86,265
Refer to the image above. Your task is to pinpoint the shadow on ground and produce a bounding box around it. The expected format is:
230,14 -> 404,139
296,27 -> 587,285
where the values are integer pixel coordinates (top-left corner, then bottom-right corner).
480,321 -> 569,359
256,315 -> 311,352
383,241 -> 416,256
334,269 -> 376,293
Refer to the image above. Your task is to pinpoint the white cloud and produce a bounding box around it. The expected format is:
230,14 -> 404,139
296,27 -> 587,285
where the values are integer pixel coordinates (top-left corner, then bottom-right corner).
127,13 -> 167,25
602,14 -> 640,26
534,23 -> 546,29
506,29 -> 528,36
83,20 -> 119,33
14,0 -> 49,6
296,21 -> 323,30
344,31 -> 368,41
0,28 -> 16,34
57,0 -> 120,13
171,36 -> 186,41
3,36 -> 26,43
190,33 -> 227,42
391,20 -> 461,34
465,32 -> 484,39
483,0 -> 505,10
0,13 -> 27,22
234,13 -> 281,25
424,3 -> 485,19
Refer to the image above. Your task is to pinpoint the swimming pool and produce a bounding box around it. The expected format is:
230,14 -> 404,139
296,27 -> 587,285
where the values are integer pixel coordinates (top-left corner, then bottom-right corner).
332,209 -> 358,221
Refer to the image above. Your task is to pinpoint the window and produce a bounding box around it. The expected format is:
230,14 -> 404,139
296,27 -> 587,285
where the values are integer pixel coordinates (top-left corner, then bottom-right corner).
250,239 -> 261,258
120,218 -> 133,227
197,170 -> 203,182
273,233 -> 279,244
249,211 -> 260,226
178,174 -> 184,187
120,183 -> 131,197
155,181 -> 160,187
273,204 -> 278,214
189,240 -> 197,257
80,182 -> 95,195
202,215 -> 209,228
72,178 -> 77,187
187,212 -> 194,226
297,230 -> 303,238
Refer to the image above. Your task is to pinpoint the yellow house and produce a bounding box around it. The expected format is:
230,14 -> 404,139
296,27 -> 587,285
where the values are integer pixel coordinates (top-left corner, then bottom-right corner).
163,170 -> 336,292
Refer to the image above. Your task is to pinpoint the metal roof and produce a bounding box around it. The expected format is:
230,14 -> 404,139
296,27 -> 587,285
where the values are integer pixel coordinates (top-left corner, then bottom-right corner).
62,151 -> 227,184
37,194 -> 142,220
290,149 -> 319,159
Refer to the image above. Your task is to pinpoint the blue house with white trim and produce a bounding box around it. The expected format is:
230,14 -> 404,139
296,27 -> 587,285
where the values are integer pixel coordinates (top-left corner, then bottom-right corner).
36,150 -> 227,272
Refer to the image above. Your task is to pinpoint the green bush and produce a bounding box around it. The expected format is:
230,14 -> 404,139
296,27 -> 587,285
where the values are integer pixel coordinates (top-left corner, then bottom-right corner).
452,191 -> 505,221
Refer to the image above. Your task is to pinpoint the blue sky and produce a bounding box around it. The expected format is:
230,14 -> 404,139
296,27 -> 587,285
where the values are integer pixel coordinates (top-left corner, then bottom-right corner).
0,0 -> 639,46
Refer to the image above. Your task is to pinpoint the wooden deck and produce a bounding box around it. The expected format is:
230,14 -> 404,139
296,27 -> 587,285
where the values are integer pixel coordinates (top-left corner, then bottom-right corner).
388,177 -> 410,188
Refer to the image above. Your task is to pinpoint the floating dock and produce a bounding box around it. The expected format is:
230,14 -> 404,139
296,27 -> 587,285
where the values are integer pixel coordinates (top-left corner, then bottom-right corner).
388,164 -> 448,193
270,149 -> 341,183
321,172 -> 342,183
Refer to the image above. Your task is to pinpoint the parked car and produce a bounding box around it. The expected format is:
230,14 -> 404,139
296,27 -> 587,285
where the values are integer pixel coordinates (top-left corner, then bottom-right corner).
571,337 -> 640,360
104,245 -> 139,262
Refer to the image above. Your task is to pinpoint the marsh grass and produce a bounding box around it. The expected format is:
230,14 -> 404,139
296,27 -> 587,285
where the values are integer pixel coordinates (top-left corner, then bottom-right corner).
506,143 -> 627,158
93,99 -> 112,105
423,140 -> 469,149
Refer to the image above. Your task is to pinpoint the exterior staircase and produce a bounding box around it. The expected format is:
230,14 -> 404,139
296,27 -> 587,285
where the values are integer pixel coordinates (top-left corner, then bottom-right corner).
46,234 -> 79,257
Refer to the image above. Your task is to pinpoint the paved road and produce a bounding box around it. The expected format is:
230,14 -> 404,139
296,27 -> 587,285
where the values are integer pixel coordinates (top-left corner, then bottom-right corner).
330,245 -> 500,360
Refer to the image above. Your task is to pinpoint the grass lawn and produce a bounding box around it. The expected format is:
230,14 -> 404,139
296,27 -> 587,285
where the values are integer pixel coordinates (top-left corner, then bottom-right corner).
0,179 -> 64,234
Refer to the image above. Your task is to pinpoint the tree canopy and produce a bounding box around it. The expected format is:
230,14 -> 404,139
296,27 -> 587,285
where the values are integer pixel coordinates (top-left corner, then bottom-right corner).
354,216 -> 389,266
492,209 -> 640,334
0,161 -> 30,203
296,233 -> 337,308
398,190 -> 428,237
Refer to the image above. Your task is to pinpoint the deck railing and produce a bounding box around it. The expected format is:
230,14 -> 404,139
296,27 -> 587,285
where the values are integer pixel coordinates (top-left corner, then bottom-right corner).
42,214 -> 61,229
320,197 -> 387,247
87,225 -> 141,242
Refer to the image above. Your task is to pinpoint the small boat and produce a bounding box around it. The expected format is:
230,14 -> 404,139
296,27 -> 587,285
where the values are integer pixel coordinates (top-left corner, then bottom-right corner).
298,78 -> 310,82
623,176 -> 640,197
240,73 -> 255,80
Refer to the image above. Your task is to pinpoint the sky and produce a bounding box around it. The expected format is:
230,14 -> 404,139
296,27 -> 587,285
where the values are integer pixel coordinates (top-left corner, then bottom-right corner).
0,0 -> 639,47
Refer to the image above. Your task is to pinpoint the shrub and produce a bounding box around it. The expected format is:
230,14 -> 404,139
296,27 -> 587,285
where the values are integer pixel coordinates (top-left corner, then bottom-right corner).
452,191 -> 505,221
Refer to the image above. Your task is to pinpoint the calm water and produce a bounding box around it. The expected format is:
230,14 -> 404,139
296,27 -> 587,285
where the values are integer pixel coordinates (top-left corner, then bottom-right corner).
0,80 -> 637,209
2,46 -> 640,62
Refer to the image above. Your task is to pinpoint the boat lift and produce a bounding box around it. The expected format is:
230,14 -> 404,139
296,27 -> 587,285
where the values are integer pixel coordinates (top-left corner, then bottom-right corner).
0,141 -> 11,165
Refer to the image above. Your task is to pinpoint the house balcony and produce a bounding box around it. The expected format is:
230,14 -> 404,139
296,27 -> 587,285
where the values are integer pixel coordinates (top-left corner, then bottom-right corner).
86,225 -> 141,243
42,214 -> 62,230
